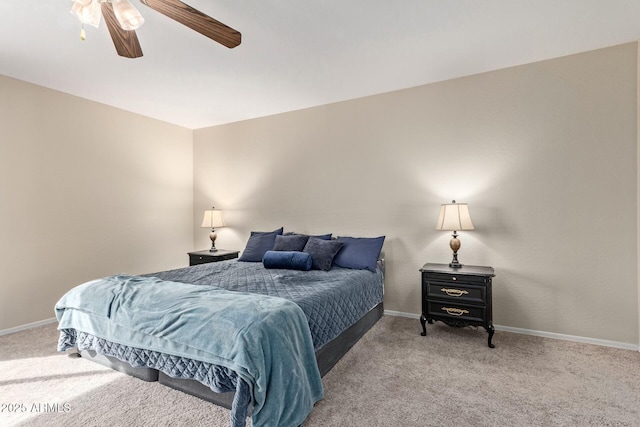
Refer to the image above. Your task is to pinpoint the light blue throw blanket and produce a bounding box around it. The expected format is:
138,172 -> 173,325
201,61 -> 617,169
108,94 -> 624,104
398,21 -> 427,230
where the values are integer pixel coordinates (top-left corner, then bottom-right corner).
55,275 -> 324,427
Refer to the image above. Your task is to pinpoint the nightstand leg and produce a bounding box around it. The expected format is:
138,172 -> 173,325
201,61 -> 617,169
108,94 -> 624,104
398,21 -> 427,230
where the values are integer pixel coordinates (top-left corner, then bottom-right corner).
420,314 -> 427,336
487,325 -> 495,348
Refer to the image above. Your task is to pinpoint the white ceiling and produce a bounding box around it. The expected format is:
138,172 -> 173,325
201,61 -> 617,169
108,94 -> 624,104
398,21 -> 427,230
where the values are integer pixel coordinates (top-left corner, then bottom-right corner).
2,1 -> 640,129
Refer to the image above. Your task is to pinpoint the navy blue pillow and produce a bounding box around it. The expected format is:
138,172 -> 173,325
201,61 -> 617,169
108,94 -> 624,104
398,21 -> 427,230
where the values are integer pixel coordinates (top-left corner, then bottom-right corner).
238,227 -> 284,262
310,234 -> 332,240
273,234 -> 309,251
285,232 -> 332,240
262,251 -> 312,271
333,236 -> 385,272
303,237 -> 344,271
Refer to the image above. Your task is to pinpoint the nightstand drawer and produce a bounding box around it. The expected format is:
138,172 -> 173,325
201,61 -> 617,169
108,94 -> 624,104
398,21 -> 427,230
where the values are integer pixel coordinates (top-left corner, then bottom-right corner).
188,249 -> 240,266
425,272 -> 489,285
427,301 -> 485,323
426,281 -> 486,304
189,254 -> 210,265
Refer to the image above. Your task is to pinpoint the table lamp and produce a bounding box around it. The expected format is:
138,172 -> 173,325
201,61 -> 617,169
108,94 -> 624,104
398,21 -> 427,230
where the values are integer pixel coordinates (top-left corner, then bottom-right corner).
435,200 -> 474,268
201,207 -> 225,252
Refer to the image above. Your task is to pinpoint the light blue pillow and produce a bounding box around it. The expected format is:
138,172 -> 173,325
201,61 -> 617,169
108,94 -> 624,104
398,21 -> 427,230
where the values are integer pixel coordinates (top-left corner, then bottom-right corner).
333,236 -> 385,272
238,227 -> 284,262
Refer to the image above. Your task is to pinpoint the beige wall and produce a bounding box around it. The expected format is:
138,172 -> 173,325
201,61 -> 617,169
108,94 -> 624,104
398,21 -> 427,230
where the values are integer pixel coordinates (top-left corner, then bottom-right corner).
0,75 -> 193,331
194,43 -> 639,345
2,43 -> 638,346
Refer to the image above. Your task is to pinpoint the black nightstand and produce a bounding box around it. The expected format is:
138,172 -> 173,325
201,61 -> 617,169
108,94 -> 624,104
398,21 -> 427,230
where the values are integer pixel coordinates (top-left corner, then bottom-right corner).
419,263 -> 496,348
188,249 -> 239,266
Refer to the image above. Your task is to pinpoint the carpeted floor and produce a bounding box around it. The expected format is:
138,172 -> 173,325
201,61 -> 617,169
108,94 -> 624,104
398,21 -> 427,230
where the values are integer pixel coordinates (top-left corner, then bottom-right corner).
1,316 -> 639,426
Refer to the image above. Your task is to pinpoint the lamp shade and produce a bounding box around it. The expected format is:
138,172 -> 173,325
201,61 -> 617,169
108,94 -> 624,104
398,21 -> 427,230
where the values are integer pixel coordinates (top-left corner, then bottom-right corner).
435,201 -> 474,231
201,209 -> 225,228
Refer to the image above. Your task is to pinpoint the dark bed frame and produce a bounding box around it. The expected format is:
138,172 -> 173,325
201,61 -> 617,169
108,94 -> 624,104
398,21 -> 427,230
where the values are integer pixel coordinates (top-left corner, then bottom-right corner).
79,301 -> 384,410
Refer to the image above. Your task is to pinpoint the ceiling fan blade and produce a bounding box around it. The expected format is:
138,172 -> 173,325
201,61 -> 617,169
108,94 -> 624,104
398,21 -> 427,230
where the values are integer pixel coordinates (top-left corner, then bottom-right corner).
102,2 -> 144,58
140,0 -> 241,48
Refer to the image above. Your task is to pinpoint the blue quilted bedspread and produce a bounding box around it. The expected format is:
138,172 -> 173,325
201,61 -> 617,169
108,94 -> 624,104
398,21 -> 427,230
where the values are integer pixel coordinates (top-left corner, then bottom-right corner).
147,259 -> 384,350
56,274 -> 323,427
56,261 -> 384,427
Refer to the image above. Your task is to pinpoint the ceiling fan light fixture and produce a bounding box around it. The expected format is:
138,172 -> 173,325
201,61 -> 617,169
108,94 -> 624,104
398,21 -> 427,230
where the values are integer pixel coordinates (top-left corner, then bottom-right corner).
66,0 -> 241,58
70,0 -> 101,28
112,0 -> 145,31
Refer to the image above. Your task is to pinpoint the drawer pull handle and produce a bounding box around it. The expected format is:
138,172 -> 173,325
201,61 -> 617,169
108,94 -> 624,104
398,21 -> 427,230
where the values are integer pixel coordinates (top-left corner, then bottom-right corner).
441,288 -> 469,297
441,307 -> 469,316
452,277 -> 457,281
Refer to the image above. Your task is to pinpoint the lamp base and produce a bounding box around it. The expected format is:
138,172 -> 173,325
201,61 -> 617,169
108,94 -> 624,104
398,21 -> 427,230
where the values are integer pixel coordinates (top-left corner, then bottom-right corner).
449,253 -> 463,268
209,230 -> 218,252
449,233 -> 462,268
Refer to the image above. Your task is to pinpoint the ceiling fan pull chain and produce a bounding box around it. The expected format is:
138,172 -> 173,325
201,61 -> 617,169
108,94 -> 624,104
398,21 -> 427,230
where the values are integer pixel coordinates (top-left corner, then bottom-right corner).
80,23 -> 86,41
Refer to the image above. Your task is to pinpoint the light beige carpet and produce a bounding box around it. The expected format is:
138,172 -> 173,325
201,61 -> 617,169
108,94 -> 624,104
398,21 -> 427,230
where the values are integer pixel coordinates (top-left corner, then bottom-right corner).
1,316 -> 639,426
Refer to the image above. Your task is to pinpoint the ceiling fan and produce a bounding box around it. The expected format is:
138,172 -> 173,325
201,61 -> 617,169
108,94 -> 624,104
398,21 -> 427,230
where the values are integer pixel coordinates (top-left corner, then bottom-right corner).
69,0 -> 241,59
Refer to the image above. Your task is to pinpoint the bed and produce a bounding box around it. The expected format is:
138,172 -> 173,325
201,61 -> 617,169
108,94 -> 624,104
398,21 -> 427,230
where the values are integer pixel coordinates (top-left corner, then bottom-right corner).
55,232 -> 385,427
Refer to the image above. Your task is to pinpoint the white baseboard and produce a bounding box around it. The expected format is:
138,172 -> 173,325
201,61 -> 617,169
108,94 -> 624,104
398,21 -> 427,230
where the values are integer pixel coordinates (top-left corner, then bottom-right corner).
384,310 -> 640,352
384,310 -> 420,319
0,318 -> 57,337
493,324 -> 639,351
